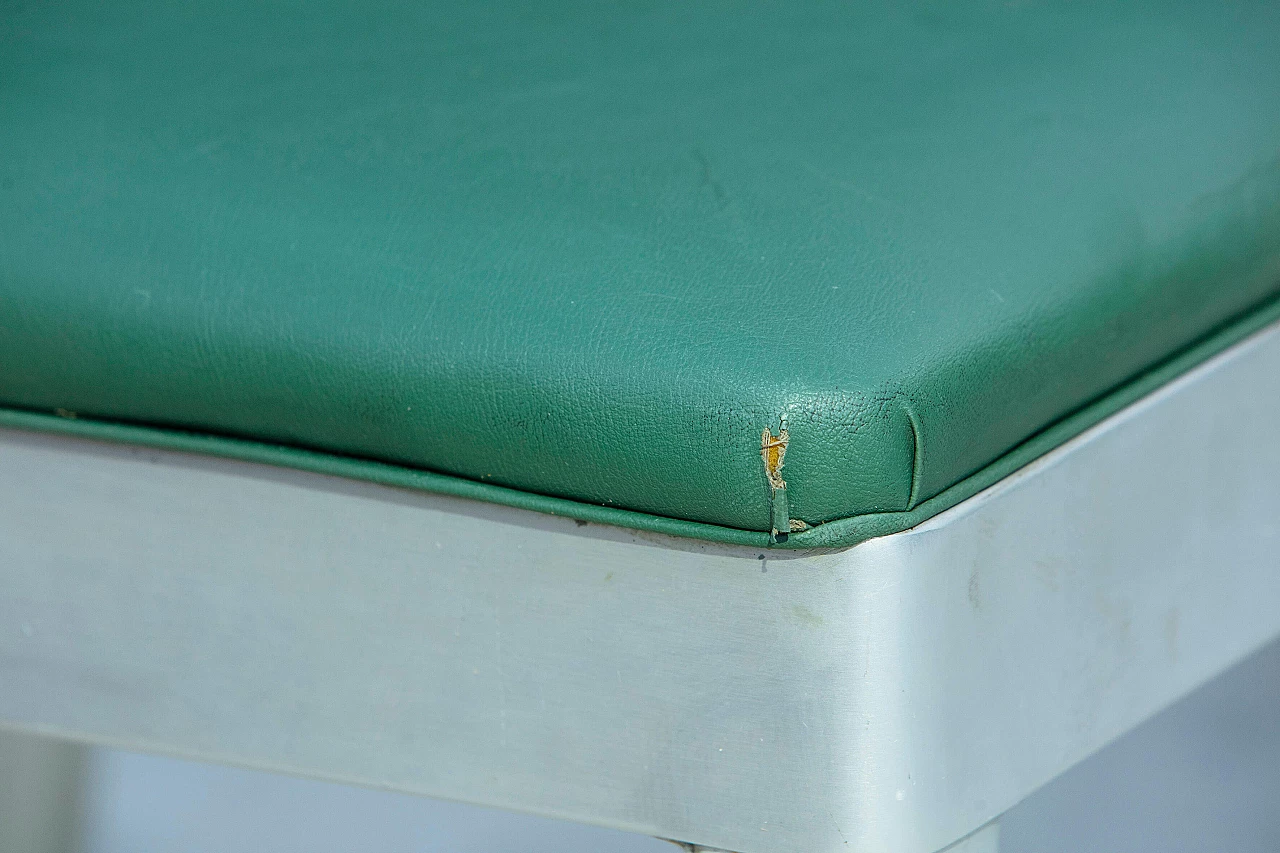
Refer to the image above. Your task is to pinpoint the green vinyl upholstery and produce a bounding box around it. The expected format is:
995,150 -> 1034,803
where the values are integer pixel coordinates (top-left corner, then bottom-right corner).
3,0 -> 1280,547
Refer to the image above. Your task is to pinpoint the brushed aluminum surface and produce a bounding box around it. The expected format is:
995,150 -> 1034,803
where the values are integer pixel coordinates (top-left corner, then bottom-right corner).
3,323 -> 1280,852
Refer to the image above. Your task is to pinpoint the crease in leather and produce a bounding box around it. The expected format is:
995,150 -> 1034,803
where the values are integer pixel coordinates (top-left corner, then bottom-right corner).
5,289 -> 1280,552
903,401 -> 925,511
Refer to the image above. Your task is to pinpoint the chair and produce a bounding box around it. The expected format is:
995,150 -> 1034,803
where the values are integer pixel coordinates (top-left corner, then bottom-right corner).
3,2 -> 1280,850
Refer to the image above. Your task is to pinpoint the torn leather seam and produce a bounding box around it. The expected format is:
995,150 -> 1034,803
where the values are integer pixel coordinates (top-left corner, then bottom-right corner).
761,416 -> 790,541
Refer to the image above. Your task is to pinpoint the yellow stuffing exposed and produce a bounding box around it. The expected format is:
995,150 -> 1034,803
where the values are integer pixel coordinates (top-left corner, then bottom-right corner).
761,424 -> 789,492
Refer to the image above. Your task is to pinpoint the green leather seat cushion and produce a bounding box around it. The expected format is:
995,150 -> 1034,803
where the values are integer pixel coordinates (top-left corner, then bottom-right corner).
3,0 -> 1280,546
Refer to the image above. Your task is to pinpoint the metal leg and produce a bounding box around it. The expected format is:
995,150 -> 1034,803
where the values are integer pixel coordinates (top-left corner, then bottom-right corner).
940,821 -> 1000,853
0,729 -> 88,853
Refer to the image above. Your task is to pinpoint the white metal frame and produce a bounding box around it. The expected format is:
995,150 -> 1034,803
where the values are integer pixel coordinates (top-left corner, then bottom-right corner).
4,321 -> 1280,853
